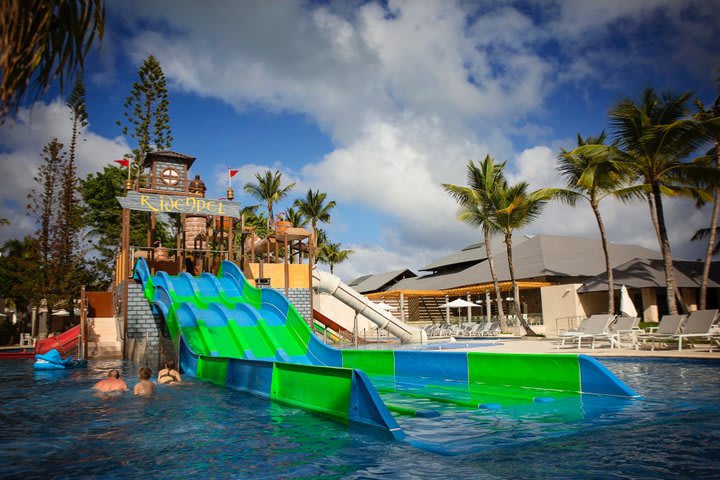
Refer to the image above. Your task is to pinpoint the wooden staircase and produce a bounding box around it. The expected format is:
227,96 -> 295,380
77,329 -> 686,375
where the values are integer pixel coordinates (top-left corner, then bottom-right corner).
88,317 -> 122,358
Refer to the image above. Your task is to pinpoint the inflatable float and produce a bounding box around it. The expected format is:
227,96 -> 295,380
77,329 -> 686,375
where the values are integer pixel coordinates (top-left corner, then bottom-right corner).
33,348 -> 87,370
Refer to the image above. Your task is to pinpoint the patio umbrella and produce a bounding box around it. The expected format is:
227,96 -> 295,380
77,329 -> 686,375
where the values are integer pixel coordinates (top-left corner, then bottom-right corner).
438,298 -> 479,323
376,301 -> 397,311
619,285 -> 638,318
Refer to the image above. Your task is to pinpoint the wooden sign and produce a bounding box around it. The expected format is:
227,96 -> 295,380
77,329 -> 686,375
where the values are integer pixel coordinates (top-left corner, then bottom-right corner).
117,191 -> 242,218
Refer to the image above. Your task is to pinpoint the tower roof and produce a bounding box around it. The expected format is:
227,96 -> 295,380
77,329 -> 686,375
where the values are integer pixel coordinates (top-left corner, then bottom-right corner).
142,150 -> 196,168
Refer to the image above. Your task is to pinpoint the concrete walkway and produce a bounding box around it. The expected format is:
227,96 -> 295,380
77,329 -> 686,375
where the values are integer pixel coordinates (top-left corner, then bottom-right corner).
441,335 -> 720,360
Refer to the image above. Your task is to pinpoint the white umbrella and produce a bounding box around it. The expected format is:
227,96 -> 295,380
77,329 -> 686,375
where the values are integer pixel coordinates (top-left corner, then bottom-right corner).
438,298 -> 479,309
438,298 -> 479,323
619,285 -> 638,317
376,301 -> 397,311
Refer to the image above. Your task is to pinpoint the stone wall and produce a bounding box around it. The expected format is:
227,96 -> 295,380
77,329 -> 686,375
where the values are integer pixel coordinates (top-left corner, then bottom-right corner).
286,288 -> 312,324
116,281 -> 163,366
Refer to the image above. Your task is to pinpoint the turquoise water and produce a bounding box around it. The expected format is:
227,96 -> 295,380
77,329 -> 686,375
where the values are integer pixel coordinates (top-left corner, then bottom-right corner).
1,357 -> 719,479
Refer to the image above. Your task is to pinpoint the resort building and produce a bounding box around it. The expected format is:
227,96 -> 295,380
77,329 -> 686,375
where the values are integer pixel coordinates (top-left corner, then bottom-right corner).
347,235 -> 717,335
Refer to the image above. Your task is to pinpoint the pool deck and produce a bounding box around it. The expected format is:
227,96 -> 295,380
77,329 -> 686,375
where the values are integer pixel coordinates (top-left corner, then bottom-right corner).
434,335 -> 720,360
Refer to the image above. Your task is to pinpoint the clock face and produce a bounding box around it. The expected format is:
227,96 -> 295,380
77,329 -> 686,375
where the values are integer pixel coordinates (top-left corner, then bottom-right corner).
160,167 -> 180,186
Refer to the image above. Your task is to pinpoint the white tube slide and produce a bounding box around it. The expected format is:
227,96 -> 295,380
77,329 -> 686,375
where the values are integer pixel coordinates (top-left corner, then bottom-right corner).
313,269 -> 427,344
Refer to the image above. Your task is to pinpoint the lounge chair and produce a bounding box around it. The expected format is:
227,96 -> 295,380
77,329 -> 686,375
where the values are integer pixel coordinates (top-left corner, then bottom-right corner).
557,315 -> 592,336
466,321 -> 487,337
674,309 -> 719,351
608,316 -> 641,349
556,314 -> 615,349
636,314 -> 687,351
483,321 -> 500,336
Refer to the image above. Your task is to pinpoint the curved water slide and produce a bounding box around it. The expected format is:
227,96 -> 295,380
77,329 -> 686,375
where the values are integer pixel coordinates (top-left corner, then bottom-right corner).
133,258 -> 640,450
141,264 -> 339,366
313,269 -> 427,344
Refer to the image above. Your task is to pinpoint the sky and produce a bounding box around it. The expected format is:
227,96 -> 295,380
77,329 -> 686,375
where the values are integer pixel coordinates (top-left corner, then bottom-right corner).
1,0 -> 719,281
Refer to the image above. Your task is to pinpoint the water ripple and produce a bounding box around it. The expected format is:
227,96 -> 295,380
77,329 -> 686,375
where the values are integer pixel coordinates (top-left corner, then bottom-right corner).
0,357 -> 719,479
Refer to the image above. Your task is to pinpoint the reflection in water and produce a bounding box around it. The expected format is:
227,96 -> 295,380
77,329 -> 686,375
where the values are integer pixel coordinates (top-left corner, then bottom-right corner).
0,357 -> 719,479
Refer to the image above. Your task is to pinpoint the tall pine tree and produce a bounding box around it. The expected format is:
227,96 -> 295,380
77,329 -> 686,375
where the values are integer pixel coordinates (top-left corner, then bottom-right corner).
52,78 -> 87,320
27,139 -> 65,327
117,54 -> 173,177
116,54 -> 174,251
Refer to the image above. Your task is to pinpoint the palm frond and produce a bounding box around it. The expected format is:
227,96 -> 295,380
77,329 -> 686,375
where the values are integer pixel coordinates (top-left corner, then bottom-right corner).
609,184 -> 649,204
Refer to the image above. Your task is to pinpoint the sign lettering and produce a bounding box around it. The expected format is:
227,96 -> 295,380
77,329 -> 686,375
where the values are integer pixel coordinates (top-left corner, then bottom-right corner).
117,191 -> 242,218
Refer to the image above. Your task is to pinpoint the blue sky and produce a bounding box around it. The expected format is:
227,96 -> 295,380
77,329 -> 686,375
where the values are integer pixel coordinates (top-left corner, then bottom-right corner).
1,0 -> 719,280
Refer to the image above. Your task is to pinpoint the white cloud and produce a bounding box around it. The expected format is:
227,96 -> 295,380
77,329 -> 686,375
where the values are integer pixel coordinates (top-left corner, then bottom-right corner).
109,0 -> 714,275
1,0 -> 714,280
330,241 -> 446,282
0,100 -> 129,244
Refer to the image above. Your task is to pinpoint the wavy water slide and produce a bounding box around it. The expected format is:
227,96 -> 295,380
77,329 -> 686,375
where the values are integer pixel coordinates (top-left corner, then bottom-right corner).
134,258 -> 639,447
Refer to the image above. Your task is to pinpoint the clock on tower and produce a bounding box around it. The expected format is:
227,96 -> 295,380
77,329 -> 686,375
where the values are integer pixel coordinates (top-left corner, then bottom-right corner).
141,150 -> 196,194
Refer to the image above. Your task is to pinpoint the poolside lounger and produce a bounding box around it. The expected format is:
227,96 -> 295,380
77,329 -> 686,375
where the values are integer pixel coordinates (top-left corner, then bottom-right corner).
424,324 -> 441,337
483,321 -> 500,336
636,314 -> 687,351
471,320 -> 490,336
608,316 -> 641,349
557,316 -> 591,336
557,314 -> 615,349
467,321 -> 488,337
674,309 -> 719,351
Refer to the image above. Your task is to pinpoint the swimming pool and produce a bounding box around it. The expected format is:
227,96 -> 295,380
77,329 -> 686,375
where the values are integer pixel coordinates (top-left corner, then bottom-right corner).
1,357 -> 719,479
344,339 -> 505,351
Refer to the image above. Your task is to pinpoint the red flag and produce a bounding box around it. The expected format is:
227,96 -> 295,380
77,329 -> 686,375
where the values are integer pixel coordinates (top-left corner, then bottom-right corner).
113,159 -> 130,167
229,169 -> 240,178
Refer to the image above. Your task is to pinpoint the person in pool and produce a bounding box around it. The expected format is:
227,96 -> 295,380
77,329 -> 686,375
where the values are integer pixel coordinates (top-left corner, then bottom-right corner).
157,360 -> 182,385
134,367 -> 156,396
93,370 -> 128,393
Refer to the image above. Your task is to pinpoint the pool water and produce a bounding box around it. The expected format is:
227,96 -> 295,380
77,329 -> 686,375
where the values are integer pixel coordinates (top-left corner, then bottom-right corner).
341,339 -> 505,350
1,357 -> 719,479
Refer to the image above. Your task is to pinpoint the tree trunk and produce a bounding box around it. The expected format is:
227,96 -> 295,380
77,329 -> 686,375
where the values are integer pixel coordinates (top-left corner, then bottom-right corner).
505,233 -> 536,336
700,142 -> 720,309
311,220 -> 318,268
590,198 -> 614,314
647,192 -> 662,246
484,228 -> 505,328
651,182 -> 678,314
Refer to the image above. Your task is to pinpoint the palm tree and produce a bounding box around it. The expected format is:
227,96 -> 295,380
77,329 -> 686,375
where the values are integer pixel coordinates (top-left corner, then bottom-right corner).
243,170 -> 295,230
283,207 -> 308,229
293,189 -> 336,250
556,132 -> 642,314
692,84 -> 720,309
442,155 -> 506,326
316,241 -> 354,274
488,181 -> 550,336
277,207 -> 308,264
0,0 -> 105,123
579,89 -> 710,314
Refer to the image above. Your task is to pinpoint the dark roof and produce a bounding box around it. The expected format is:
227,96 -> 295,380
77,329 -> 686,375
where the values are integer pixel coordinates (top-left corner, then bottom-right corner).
347,274 -> 372,287
578,258 -> 720,292
347,269 -> 417,294
393,235 -> 662,291
419,242 -> 486,271
143,150 -> 197,168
